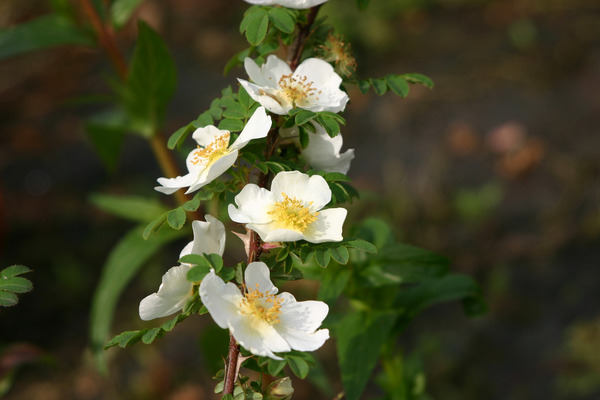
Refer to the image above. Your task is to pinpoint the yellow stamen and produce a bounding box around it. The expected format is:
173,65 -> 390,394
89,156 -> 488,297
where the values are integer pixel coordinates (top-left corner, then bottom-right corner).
277,74 -> 317,107
268,193 -> 319,232
190,132 -> 230,166
239,284 -> 283,325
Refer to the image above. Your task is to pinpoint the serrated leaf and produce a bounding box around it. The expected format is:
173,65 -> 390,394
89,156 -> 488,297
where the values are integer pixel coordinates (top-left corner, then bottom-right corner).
385,75 -> 410,97
180,254 -> 211,267
329,246 -> 350,264
318,111 -> 346,125
187,264 -> 211,282
294,110 -> 317,126
370,78 -> 387,95
241,8 -> 269,46
0,291 -> 18,307
346,239 -> 377,254
323,172 -> 351,182
223,102 -> 247,119
218,118 -> 245,132
182,196 -> 201,212
90,193 -> 167,223
0,265 -> 31,278
206,254 -> 224,272
105,330 -> 145,349
286,355 -> 309,379
143,212 -> 168,239
167,207 -> 186,230
0,277 -> 33,294
90,225 -> 186,372
121,21 -> 176,138
357,79 -> 370,94
142,327 -> 161,344
0,14 -> 93,61
314,249 -> 331,267
238,86 -> 252,109
315,115 -> 340,137
401,73 -> 434,89
268,7 -> 296,34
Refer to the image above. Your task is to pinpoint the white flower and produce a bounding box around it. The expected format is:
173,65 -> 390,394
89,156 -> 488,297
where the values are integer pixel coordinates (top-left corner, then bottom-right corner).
244,0 -> 328,8
238,55 -> 349,115
139,215 -> 226,321
155,107 -> 272,195
281,122 -> 354,174
228,171 -> 346,243
200,261 -> 329,360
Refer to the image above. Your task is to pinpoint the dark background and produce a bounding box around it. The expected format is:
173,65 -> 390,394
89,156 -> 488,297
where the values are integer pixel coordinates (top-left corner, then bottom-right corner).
1,0 -> 600,399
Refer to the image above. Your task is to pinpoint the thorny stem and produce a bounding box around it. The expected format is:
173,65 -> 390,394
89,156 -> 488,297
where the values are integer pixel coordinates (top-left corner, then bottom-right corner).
79,0 -> 192,208
288,5 -> 322,71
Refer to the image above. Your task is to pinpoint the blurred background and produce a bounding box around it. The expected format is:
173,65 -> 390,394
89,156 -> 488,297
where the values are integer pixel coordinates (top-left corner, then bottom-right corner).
1,0 -> 600,399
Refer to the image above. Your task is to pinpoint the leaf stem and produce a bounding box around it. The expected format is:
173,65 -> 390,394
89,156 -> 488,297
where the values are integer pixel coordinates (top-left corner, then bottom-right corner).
78,0 -> 192,208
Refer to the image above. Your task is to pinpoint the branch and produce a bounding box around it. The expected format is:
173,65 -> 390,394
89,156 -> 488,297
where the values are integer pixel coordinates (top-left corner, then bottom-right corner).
288,5 -> 322,70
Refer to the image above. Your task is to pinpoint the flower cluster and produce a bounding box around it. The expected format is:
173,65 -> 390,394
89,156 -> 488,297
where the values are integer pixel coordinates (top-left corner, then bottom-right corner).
143,16 -> 355,363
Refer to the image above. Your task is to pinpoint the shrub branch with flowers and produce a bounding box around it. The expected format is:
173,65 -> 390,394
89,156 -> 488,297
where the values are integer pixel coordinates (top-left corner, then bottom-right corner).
0,0 -> 485,398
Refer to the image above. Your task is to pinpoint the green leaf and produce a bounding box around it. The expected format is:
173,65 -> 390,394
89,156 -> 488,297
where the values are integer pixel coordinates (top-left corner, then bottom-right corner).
85,116 -> 126,171
167,123 -> 196,150
298,126 -> 310,149
385,75 -> 409,97
337,311 -> 397,400
241,8 -> 269,46
357,0 -> 371,9
0,291 -> 19,307
206,254 -> 224,272
223,102 -> 247,119
329,246 -> 350,265
238,86 -> 253,109
0,14 -> 93,61
323,172 -> 352,183
345,238 -> 377,254
370,78 -> 387,95
167,207 -> 186,230
0,265 -> 31,278
285,355 -> 309,379
0,277 -> 33,294
315,115 -> 340,137
89,193 -> 167,223
357,79 -> 370,94
267,359 -> 286,376
318,267 -> 351,304
143,212 -> 168,239
314,249 -> 331,268
180,254 -> 210,267
142,327 -> 161,344
268,7 -> 296,34
110,0 -> 145,29
90,225 -> 186,372
182,196 -> 201,212
401,73 -> 434,89
121,21 -> 177,138
294,110 -> 317,126
218,118 -> 245,132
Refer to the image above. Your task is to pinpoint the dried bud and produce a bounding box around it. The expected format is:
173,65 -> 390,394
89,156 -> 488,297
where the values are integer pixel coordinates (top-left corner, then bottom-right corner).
318,33 -> 357,78
264,377 -> 294,400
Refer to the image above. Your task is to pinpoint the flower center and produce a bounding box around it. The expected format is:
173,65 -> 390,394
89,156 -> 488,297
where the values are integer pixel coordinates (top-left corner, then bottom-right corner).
277,74 -> 320,107
268,193 -> 319,232
239,284 -> 283,325
190,132 -> 230,166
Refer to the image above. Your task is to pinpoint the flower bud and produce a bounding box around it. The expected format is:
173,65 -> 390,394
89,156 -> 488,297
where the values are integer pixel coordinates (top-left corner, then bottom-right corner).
264,377 -> 294,400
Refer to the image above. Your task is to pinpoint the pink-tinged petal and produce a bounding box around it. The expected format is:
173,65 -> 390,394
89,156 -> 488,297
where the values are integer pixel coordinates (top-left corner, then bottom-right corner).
229,184 -> 275,224
192,125 -> 228,148
244,262 -> 277,295
270,171 -> 331,211
230,106 -> 272,151
139,265 -> 193,320
199,270 -> 243,329
303,207 -> 347,243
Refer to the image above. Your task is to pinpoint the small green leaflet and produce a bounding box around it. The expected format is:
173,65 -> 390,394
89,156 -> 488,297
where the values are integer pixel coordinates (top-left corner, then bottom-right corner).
0,265 -> 33,307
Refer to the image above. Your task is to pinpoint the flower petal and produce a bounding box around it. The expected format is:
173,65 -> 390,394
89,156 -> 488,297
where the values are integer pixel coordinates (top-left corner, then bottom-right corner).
179,215 -> 226,260
199,270 -> 244,329
139,265 -> 192,320
192,125 -> 228,148
249,224 -> 305,243
230,106 -> 272,151
186,150 -> 238,194
238,79 -> 288,115
155,173 -> 196,194
303,125 -> 354,174
228,184 -> 275,224
244,262 -> 277,295
270,171 -> 331,211
228,315 -> 290,360
302,207 -> 347,243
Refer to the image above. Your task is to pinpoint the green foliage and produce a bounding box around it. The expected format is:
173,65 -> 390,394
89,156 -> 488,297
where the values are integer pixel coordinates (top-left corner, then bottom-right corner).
354,73 -> 434,97
90,225 -> 187,373
120,21 -> 177,138
0,266 -> 33,308
0,14 -> 93,61
85,109 -> 128,171
240,6 -> 298,47
89,193 -> 168,223
240,7 -> 270,46
105,295 -> 205,350
110,0 -> 145,29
